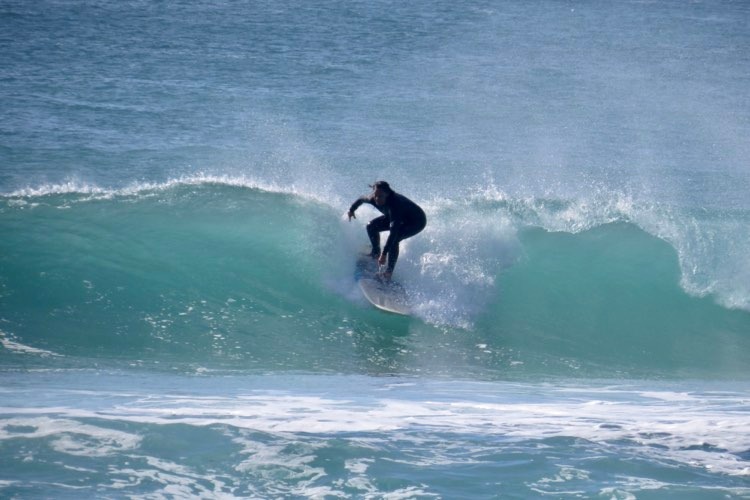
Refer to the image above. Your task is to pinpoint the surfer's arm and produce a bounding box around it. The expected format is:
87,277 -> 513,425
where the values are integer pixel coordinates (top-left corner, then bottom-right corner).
382,218 -> 402,255
347,195 -> 372,219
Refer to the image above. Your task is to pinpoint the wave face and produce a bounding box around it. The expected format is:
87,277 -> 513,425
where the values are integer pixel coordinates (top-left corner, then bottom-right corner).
2,180 -> 748,379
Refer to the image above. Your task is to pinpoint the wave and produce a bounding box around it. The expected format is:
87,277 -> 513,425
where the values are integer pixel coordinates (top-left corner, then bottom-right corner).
2,173 -> 339,206
1,179 -> 749,378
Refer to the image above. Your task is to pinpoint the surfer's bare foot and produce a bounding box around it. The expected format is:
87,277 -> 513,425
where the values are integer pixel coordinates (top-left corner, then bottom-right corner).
380,271 -> 392,282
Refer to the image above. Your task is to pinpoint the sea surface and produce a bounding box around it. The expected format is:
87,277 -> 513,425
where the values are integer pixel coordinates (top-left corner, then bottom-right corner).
2,0 -> 749,497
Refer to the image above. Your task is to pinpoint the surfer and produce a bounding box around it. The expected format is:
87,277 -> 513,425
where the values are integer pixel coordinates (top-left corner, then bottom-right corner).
347,181 -> 426,280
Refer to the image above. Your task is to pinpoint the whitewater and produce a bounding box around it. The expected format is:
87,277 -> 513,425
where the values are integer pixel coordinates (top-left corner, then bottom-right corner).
2,0 -> 749,497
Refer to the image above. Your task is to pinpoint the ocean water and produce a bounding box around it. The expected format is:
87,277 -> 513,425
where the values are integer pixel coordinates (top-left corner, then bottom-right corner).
2,0 -> 749,497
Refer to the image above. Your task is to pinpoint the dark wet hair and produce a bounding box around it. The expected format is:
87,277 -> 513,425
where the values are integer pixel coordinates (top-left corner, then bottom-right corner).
370,180 -> 393,194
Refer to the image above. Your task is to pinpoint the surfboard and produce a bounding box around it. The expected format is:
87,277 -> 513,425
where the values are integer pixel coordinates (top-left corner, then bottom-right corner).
354,253 -> 380,281
355,253 -> 411,315
358,277 -> 411,315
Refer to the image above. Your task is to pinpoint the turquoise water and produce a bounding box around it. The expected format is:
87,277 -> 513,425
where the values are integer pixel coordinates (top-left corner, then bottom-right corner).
2,0 -> 750,497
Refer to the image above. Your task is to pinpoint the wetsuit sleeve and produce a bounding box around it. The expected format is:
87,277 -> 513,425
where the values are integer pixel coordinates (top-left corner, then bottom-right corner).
349,195 -> 373,214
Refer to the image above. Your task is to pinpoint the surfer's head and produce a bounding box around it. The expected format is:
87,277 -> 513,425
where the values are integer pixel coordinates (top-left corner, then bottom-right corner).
370,181 -> 392,206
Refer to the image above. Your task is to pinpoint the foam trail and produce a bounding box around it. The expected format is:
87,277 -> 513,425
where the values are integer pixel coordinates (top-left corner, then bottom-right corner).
2,373 -> 749,477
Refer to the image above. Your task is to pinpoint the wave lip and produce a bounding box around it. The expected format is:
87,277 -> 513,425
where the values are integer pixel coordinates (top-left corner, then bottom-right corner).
3,173 -> 341,208
462,183 -> 750,313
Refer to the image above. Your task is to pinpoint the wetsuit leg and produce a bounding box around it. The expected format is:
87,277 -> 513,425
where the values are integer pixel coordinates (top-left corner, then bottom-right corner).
385,219 -> 427,272
366,215 -> 390,256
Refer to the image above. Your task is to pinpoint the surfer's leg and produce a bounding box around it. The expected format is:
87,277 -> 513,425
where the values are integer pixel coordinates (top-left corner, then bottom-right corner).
366,216 -> 389,257
399,221 -> 425,241
386,220 -> 426,273
387,242 -> 400,273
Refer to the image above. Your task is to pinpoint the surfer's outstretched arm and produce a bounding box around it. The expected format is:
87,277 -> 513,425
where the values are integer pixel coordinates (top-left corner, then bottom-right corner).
347,195 -> 373,220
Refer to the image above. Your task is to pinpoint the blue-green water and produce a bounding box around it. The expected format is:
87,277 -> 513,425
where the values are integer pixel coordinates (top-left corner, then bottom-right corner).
2,0 -> 749,497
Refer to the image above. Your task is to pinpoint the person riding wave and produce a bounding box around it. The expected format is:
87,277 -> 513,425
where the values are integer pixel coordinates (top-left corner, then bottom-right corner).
348,181 -> 426,281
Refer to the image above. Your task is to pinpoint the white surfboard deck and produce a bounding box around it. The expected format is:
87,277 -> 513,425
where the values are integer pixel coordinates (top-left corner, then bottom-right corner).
354,253 -> 411,315
358,278 -> 411,315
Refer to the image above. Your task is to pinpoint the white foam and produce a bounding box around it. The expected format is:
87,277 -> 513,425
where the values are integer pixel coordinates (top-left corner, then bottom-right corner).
0,416 -> 141,457
5,180 -> 113,198
0,331 -> 61,358
2,378 -> 747,477
3,173 -> 342,209
111,457 -> 235,499
398,198 -> 521,327
190,387 -> 746,477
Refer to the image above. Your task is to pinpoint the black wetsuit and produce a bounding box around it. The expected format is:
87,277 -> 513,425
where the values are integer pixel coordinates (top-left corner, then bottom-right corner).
349,192 -> 427,273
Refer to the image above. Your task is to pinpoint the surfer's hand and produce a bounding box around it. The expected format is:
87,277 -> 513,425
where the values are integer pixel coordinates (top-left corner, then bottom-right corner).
378,253 -> 387,266
347,210 -> 355,221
